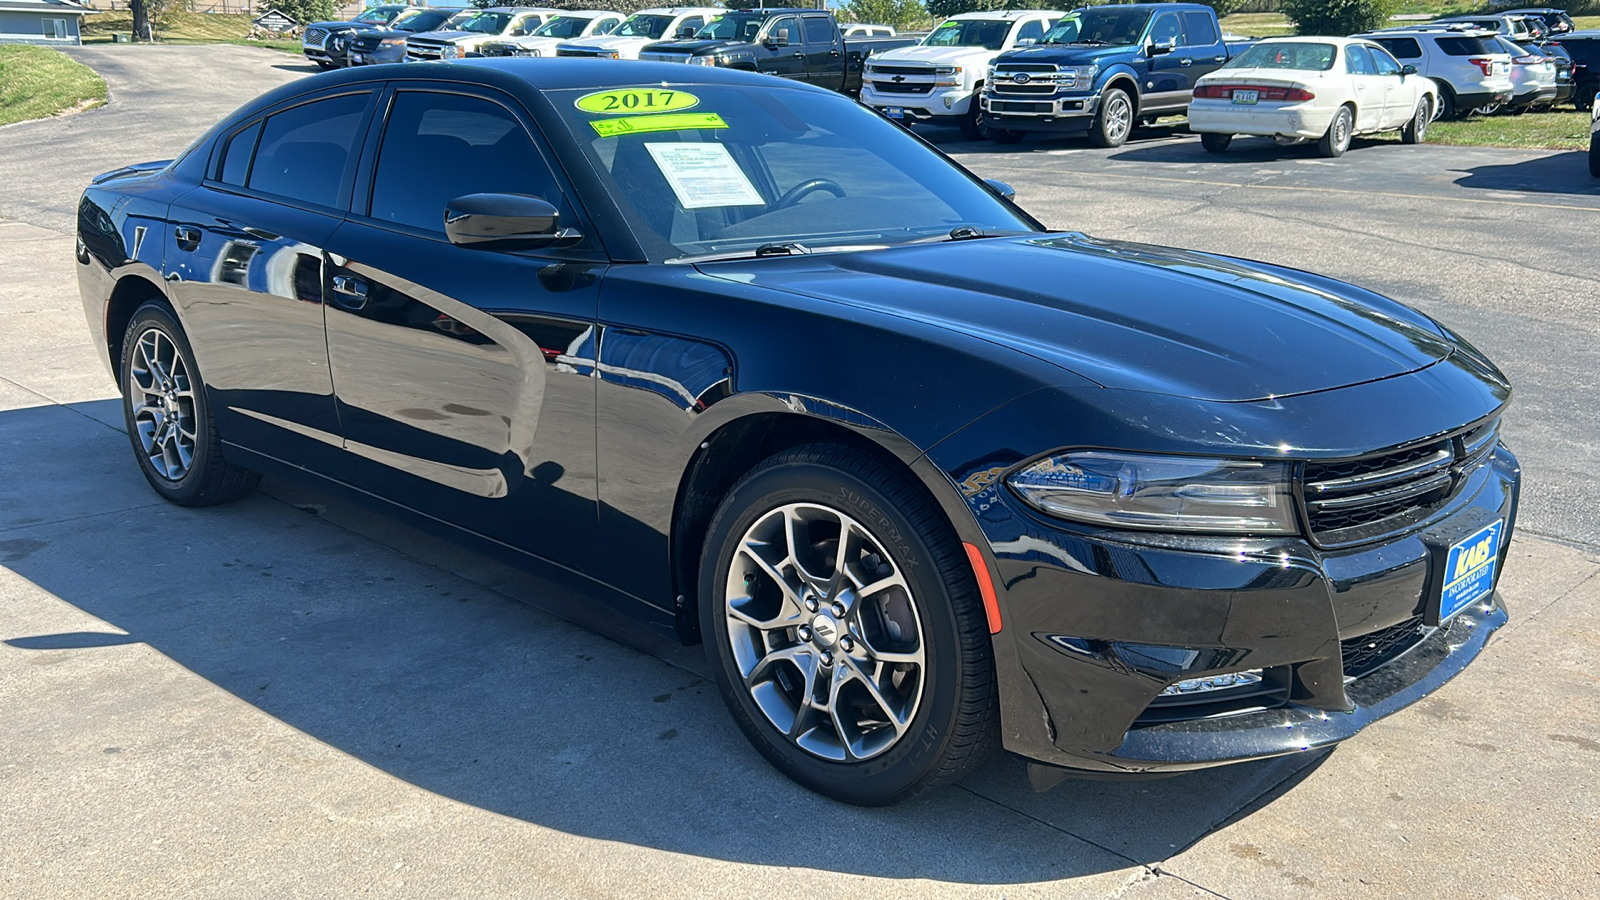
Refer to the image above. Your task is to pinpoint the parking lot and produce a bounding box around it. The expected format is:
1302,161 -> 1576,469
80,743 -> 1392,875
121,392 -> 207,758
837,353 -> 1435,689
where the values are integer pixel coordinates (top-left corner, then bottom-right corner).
1,45 -> 1597,898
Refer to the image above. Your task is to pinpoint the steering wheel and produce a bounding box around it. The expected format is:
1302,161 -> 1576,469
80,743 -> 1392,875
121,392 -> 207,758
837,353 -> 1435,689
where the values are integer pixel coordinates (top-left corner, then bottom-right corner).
772,178 -> 846,210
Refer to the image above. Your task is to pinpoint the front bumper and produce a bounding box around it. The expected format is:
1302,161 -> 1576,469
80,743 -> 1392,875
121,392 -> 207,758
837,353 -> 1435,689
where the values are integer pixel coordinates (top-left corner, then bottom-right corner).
1187,101 -> 1332,140
348,45 -> 405,66
862,84 -> 976,119
968,436 -> 1519,777
981,91 -> 1100,132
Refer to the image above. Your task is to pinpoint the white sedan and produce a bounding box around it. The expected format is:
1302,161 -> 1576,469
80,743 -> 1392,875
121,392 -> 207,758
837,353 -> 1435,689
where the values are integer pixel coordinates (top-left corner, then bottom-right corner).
1189,37 -> 1440,158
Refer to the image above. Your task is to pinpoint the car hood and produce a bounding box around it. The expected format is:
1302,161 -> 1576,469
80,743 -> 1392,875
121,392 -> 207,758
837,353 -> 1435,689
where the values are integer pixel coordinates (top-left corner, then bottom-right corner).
998,42 -> 1136,65
409,29 -> 481,42
503,34 -> 565,50
869,44 -> 1004,66
644,39 -> 744,53
310,21 -> 377,32
698,233 -> 1453,402
564,35 -> 655,50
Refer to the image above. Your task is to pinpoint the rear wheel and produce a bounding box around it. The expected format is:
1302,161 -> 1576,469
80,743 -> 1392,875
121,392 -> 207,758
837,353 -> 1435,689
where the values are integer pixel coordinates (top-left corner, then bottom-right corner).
1200,132 -> 1232,153
1401,97 -> 1431,144
1590,127 -> 1600,178
699,444 -> 999,805
1089,87 -> 1134,148
1438,85 -> 1459,120
1574,83 -> 1597,111
1319,105 -> 1353,158
120,302 -> 260,507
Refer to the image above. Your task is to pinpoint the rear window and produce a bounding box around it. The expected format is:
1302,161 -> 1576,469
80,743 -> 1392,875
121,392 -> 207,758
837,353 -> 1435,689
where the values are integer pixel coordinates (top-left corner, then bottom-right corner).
1227,41 -> 1336,71
1435,36 -> 1503,56
1181,10 -> 1217,46
1562,37 -> 1600,63
248,93 -> 369,208
1373,37 -> 1421,59
802,16 -> 832,44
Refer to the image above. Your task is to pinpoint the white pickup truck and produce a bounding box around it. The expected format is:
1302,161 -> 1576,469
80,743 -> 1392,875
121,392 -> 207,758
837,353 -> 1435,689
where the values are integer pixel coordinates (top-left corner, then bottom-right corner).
859,10 -> 1059,139
477,10 -> 625,58
555,7 -> 721,59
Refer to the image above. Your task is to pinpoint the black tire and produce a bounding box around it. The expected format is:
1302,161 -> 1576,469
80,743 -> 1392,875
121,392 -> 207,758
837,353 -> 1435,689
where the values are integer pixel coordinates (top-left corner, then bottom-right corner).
1590,129 -> 1600,178
1401,97 -> 1431,144
1319,105 -> 1353,158
698,444 -> 999,806
1576,84 -> 1597,112
1438,85 -> 1459,121
958,95 -> 985,140
119,302 -> 260,507
989,126 -> 1025,144
315,59 -> 336,70
1089,87 -> 1134,148
1200,132 -> 1232,153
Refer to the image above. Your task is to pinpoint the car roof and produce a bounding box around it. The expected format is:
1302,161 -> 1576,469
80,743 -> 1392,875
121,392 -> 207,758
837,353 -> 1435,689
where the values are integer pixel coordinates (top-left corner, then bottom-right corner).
945,9 -> 1055,19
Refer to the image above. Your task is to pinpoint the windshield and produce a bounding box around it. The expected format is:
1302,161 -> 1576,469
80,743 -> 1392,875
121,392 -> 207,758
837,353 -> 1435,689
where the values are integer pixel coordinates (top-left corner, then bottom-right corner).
921,19 -> 1011,50
697,14 -> 764,41
398,10 -> 452,32
533,15 -> 594,38
550,84 -> 1037,261
614,14 -> 673,38
455,12 -> 513,34
353,7 -> 395,24
1226,41 -> 1337,70
1042,8 -> 1151,46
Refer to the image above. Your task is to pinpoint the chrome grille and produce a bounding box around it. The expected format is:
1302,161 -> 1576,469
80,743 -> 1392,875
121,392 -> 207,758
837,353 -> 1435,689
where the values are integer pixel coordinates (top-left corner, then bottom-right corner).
406,39 -> 447,60
639,51 -> 691,62
869,64 -> 936,76
991,82 -> 1057,95
1301,418 -> 1500,547
557,47 -> 606,57
303,27 -> 328,47
870,81 -> 933,94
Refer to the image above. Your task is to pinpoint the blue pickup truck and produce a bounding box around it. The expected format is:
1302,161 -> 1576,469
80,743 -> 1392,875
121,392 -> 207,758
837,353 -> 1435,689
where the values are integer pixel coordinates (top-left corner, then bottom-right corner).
980,3 -> 1247,146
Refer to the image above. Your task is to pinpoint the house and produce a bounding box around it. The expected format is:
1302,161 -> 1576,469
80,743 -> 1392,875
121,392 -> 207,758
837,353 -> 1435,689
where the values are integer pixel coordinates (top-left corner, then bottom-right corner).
0,0 -> 94,45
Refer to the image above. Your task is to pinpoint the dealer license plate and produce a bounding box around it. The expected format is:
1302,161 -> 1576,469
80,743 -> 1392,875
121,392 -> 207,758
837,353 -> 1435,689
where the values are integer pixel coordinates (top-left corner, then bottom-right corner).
884,106 -> 905,119
350,52 -> 365,63
1440,519 -> 1504,621
1231,90 -> 1259,105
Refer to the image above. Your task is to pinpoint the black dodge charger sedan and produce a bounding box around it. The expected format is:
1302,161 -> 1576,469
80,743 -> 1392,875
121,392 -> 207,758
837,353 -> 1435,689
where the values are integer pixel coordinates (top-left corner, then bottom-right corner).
76,60 -> 1519,805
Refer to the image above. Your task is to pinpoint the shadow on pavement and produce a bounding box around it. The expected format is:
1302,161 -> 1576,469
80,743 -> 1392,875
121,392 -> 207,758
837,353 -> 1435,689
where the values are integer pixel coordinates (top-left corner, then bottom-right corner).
924,125 -> 1191,155
1450,150 -> 1600,196
0,397 -> 1327,884
1108,135 -> 1405,164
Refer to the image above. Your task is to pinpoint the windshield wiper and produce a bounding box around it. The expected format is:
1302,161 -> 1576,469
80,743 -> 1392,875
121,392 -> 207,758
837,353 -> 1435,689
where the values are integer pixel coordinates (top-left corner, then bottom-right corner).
669,242 -> 818,265
756,241 -> 809,257
903,226 -> 1031,246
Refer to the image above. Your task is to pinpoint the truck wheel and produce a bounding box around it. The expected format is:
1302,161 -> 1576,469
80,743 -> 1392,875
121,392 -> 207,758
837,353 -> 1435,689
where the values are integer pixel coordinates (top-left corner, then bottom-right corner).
698,443 -> 1000,805
959,99 -> 985,141
1318,105 -> 1353,158
1574,84 -> 1596,111
1089,88 -> 1134,148
1200,132 -> 1232,153
1590,127 -> 1600,178
989,127 -> 1025,145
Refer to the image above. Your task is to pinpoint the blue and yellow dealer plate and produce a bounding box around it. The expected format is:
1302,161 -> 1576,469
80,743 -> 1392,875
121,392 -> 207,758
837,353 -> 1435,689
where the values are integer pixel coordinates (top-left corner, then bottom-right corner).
1440,519 -> 1505,621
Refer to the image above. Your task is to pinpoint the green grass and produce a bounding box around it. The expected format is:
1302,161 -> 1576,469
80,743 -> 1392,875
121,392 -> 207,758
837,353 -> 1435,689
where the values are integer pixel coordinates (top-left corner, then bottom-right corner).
0,45 -> 108,127
82,11 -> 300,54
1425,109 -> 1595,150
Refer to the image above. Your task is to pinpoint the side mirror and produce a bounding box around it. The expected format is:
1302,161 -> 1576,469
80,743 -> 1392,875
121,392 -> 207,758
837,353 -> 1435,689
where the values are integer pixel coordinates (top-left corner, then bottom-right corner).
1147,38 -> 1176,55
765,29 -> 789,47
444,193 -> 576,250
983,178 -> 1016,202
1401,64 -> 1417,75
1015,37 -> 1036,47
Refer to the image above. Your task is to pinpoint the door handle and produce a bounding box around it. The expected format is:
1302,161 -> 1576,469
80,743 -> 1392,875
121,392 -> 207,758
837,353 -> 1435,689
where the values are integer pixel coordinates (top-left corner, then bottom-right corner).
1213,56 -> 1225,63
1178,57 -> 1193,66
331,275 -> 369,310
174,225 -> 201,251
793,51 -> 804,59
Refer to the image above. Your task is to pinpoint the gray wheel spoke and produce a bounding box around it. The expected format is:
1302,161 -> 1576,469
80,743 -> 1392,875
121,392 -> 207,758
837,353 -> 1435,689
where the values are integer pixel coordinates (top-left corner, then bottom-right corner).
126,326 -> 198,482
841,655 -> 911,734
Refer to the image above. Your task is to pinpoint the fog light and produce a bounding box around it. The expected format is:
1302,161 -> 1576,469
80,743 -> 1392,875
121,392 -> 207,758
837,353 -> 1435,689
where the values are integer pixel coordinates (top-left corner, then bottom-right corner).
944,96 -> 953,109
1160,669 -> 1262,696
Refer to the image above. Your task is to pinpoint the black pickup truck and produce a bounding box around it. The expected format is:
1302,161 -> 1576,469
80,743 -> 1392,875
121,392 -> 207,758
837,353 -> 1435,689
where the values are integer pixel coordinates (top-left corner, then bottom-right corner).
638,8 -> 915,94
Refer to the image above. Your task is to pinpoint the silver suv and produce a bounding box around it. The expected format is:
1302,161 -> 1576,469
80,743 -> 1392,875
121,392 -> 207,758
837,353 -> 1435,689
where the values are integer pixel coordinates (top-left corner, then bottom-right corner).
1358,27 -> 1514,119
1432,14 -> 1547,43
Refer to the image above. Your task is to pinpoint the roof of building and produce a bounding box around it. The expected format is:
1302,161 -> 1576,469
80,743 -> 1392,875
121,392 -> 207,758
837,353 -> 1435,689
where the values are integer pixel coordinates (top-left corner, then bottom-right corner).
0,0 -> 96,15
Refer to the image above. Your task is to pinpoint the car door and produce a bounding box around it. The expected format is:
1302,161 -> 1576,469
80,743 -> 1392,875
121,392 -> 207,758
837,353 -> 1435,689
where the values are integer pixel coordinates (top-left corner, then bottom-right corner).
164,87 -> 376,471
1344,43 -> 1385,131
320,84 -> 605,573
1180,10 -> 1226,82
1143,11 -> 1189,112
800,14 -> 841,88
1367,43 -> 1413,126
758,16 -> 804,78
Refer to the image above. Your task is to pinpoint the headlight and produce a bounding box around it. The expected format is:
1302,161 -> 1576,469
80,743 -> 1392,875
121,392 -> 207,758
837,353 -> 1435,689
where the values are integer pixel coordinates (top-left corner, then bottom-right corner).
603,50 -> 620,59
380,38 -> 404,48
1007,451 -> 1297,534
985,64 -> 996,84
1061,64 -> 1098,86
934,65 -> 962,86
687,54 -> 716,66
440,44 -> 460,59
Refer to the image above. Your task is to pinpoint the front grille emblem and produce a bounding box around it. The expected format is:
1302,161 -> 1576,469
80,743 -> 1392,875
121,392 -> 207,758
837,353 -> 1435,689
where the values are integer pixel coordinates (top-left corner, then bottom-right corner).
891,75 -> 905,82
1012,73 -> 1031,84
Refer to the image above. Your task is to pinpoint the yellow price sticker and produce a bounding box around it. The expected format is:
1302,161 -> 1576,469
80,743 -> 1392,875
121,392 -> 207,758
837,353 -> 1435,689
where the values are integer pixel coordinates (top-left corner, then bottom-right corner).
590,112 -> 728,137
575,89 -> 700,115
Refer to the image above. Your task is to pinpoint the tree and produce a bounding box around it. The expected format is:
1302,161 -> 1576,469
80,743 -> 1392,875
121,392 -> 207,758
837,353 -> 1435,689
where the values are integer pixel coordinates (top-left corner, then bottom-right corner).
272,0 -> 337,25
1280,0 -> 1400,36
842,0 -> 930,31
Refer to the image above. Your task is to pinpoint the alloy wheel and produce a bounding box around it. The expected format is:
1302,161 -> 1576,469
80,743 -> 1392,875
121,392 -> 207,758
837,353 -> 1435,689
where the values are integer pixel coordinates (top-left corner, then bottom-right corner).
1104,94 -> 1132,144
722,502 -> 926,762
128,327 -> 198,481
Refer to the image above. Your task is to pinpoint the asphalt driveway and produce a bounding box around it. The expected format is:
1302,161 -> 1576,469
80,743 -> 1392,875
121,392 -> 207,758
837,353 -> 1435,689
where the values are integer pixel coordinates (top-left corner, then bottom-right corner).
0,46 -> 1596,899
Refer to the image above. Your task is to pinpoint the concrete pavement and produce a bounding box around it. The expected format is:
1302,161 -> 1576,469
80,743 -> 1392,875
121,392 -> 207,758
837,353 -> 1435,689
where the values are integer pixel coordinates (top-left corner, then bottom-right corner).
1,46 -> 1598,899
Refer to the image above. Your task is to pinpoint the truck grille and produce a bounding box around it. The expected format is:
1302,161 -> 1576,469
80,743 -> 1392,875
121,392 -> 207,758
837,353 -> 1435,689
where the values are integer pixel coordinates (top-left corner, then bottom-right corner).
871,81 -> 933,94
557,47 -> 606,57
1341,616 -> 1430,679
992,83 -> 1056,95
1301,417 -> 1500,547
869,64 -> 935,76
479,42 -> 517,57
639,51 -> 691,62
987,99 -> 1052,113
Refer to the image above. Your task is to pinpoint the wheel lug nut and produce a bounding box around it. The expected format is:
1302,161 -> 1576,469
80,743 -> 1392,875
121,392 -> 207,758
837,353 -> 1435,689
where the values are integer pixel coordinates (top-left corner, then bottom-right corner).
839,635 -> 854,652
804,596 -> 818,612
831,602 -> 846,618
797,625 -> 813,641
820,651 -> 833,667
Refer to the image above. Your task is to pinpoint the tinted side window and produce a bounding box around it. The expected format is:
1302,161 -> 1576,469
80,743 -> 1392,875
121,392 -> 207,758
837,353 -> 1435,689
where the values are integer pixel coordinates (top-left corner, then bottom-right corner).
678,15 -> 705,35
1375,37 -> 1422,59
1149,12 -> 1181,46
1368,44 -> 1402,75
248,93 -> 370,208
1345,44 -> 1377,74
218,121 -> 262,186
1016,19 -> 1044,43
1437,36 -> 1501,56
767,16 -> 797,43
368,91 -> 560,234
1181,11 -> 1217,46
802,16 -> 832,44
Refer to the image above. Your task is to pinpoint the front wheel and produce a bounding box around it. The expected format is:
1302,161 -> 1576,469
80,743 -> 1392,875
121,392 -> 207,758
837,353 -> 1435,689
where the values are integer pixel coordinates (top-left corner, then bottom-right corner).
1589,129 -> 1600,178
1319,105 -> 1353,158
120,302 -> 260,507
699,444 -> 999,806
1089,88 -> 1134,148
1401,97 -> 1431,144
989,125 -> 1025,144
1200,132 -> 1232,153
958,97 -> 986,140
